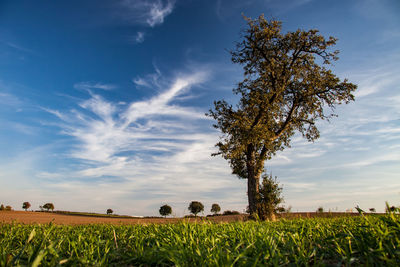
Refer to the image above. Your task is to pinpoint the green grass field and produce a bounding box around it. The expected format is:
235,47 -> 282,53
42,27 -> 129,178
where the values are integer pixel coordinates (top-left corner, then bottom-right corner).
1,214 -> 399,266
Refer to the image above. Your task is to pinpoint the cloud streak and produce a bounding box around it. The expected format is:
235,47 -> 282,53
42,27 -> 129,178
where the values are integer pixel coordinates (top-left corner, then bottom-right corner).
118,0 -> 175,27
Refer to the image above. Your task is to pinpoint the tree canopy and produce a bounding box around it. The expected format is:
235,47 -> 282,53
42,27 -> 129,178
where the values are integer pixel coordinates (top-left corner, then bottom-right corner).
208,15 -> 357,215
188,201 -> 204,217
22,202 -> 31,211
43,203 -> 54,211
159,204 -> 172,218
211,203 -> 221,215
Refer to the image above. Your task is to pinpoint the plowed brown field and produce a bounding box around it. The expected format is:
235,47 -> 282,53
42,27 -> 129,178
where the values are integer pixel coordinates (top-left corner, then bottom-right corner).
0,211 -> 361,225
0,211 -> 248,225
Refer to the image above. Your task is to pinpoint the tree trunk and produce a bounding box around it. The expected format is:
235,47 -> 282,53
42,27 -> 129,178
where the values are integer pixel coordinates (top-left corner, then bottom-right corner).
246,145 -> 261,214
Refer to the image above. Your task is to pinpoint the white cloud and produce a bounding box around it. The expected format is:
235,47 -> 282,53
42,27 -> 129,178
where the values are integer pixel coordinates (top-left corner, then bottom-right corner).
134,31 -> 145,43
74,82 -> 116,91
119,0 -> 175,27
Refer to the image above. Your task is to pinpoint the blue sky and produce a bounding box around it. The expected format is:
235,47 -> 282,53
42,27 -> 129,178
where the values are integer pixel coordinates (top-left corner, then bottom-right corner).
0,0 -> 399,216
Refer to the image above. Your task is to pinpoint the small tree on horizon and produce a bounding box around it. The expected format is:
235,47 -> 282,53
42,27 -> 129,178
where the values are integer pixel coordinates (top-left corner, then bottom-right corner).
22,202 -> 31,211
0,204 -> 4,211
107,208 -> 113,215
159,204 -> 172,218
188,201 -> 204,217
211,203 -> 221,215
43,203 -> 54,211
5,205 -> 12,211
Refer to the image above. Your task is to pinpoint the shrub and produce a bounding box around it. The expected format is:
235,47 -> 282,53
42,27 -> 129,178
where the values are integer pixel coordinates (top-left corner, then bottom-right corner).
107,209 -> 113,215
211,203 -> 221,215
223,210 -> 240,215
255,173 -> 283,220
22,202 -> 31,211
369,208 -> 376,213
159,204 -> 172,218
317,206 -> 324,213
188,201 -> 204,217
0,204 -> 4,211
5,205 -> 12,211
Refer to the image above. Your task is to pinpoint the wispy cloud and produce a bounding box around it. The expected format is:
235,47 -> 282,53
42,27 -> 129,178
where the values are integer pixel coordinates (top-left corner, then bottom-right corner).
3,41 -> 35,54
133,31 -> 145,43
118,0 -> 175,27
74,82 -> 117,91
40,68 -> 249,216
45,70 -> 211,173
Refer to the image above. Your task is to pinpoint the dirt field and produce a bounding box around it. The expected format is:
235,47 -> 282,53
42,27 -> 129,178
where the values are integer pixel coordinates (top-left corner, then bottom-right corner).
0,211 -> 362,225
0,211 -> 249,225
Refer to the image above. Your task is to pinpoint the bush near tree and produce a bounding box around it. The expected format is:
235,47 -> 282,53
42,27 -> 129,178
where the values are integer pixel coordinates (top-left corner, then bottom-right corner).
22,202 -> 31,211
107,209 -> 113,215
5,205 -> 12,211
159,204 -> 172,218
255,173 -> 284,220
188,201 -> 204,217
43,203 -> 54,211
211,203 -> 221,215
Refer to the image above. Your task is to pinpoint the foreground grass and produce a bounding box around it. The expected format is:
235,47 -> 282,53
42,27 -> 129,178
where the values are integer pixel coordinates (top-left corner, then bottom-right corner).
1,214 -> 399,266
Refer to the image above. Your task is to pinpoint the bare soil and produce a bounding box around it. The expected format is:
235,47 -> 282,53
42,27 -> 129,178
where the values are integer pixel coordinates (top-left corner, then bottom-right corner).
0,211 -> 362,225
0,211 -> 250,225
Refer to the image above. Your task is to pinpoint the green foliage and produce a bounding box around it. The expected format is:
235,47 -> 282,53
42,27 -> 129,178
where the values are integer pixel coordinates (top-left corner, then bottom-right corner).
317,206 -> 324,213
23,202 -> 31,211
255,173 -> 283,220
1,214 -> 400,266
159,205 -> 172,217
188,201 -> 204,216
42,203 -> 54,211
211,204 -> 221,215
106,209 -> 113,215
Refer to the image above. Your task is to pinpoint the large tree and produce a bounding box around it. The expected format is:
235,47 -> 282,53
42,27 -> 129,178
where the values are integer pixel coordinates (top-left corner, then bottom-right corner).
208,15 -> 357,215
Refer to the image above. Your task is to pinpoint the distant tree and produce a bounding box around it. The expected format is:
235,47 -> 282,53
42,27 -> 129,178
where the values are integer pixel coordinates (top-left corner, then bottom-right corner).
43,203 -> 54,211
207,15 -> 357,216
107,208 -> 113,215
317,206 -> 324,213
369,208 -> 376,213
5,205 -> 12,211
211,203 -> 221,215
188,201 -> 204,217
0,204 -> 4,211
22,202 -> 31,211
159,204 -> 172,218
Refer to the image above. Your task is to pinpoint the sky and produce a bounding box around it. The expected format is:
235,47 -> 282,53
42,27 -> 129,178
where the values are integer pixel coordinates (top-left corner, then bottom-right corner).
0,0 -> 399,216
